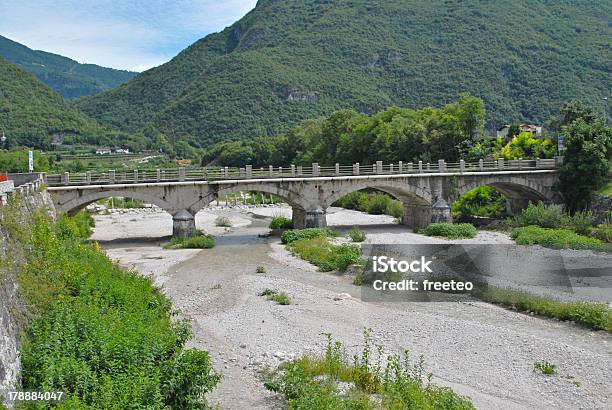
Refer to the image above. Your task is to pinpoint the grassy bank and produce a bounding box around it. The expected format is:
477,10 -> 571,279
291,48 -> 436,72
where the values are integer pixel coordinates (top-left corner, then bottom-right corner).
508,203 -> 611,250
264,330 -> 474,409
282,228 -> 362,272
472,287 -> 612,332
420,223 -> 477,239
165,232 -> 216,249
2,207 -> 220,408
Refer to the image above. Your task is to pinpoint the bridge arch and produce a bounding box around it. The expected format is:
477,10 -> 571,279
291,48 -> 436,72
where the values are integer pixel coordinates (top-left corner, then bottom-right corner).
57,189 -> 176,216
322,180 -> 433,230
454,175 -> 555,215
214,183 -> 306,210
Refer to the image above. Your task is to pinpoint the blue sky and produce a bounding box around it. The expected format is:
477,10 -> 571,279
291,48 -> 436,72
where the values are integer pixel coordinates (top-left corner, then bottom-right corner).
0,0 -> 257,71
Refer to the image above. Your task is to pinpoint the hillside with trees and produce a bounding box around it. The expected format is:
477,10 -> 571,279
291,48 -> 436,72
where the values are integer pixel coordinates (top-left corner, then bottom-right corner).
0,35 -> 136,99
77,0 -> 611,148
0,57 -> 146,150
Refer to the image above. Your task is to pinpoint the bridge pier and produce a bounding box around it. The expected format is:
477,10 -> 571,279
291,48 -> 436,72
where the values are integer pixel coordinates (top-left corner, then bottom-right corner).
402,204 -> 432,231
292,207 -> 327,229
173,209 -> 196,238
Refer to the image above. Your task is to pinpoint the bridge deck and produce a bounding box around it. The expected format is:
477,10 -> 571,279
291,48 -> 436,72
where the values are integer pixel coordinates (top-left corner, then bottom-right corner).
44,158 -> 559,188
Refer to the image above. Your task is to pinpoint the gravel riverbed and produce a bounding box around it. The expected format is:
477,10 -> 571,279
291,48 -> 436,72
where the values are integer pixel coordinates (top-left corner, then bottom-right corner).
92,206 -> 612,410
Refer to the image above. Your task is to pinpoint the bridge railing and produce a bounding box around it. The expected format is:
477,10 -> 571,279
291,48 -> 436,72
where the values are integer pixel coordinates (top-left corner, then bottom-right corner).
44,157 -> 561,187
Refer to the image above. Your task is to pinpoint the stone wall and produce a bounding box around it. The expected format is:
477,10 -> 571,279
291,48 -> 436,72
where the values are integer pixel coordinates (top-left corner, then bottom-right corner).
0,181 -> 55,407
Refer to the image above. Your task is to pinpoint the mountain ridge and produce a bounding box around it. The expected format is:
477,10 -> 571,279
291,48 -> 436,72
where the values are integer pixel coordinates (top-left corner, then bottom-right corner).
77,0 -> 611,147
0,35 -> 137,99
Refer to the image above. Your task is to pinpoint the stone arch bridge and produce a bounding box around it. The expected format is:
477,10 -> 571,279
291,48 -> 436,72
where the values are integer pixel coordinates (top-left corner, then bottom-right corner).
45,159 -> 561,237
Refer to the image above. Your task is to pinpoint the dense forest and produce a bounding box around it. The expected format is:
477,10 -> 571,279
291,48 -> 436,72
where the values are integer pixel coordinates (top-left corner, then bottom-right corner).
0,35 -> 136,99
77,0 -> 611,148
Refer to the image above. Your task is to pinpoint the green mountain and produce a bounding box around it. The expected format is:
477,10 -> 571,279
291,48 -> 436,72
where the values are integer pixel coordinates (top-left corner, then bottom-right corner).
0,56 -> 108,147
77,0 -> 612,147
0,35 -> 136,99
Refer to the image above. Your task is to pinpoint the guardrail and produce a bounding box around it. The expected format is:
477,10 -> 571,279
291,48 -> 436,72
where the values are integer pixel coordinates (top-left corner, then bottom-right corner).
44,158 -> 561,187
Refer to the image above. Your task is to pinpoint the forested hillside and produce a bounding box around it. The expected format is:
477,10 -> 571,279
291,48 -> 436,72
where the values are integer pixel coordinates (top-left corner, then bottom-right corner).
0,57 -> 106,146
0,35 -> 136,99
77,0 -> 611,148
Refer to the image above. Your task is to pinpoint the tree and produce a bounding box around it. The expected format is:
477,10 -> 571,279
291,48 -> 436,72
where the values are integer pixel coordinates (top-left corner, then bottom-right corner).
559,119 -> 611,212
553,100 -> 600,131
498,132 -> 556,159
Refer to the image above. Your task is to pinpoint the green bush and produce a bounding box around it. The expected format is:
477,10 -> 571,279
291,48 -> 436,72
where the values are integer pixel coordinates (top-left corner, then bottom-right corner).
11,213 -> 220,408
333,190 -> 404,219
288,237 -> 362,272
56,211 -> 94,240
165,233 -> 215,249
511,226 -> 603,250
385,199 -> 405,219
270,217 -> 294,230
509,202 -> 565,229
366,193 -> 391,215
590,224 -> 612,243
348,227 -> 366,242
565,210 -> 596,235
452,186 -> 506,221
281,228 -> 338,244
421,223 -> 477,239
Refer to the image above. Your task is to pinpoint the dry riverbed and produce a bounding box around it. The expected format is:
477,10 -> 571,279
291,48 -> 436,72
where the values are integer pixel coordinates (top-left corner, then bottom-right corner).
92,206 -> 612,410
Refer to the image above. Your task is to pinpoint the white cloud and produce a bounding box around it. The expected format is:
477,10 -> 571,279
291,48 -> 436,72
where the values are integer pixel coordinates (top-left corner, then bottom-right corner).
0,0 -> 257,71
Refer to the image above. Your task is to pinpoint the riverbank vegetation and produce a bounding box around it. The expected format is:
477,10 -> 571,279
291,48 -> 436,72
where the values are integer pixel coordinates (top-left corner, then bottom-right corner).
420,223 -> 477,239
269,217 -> 293,230
264,330 -> 474,409
472,287 -> 612,332
282,228 -> 362,272
287,237 -> 362,273
1,206 -> 220,408
451,186 -> 506,222
165,232 -> 216,249
333,191 -> 404,220
508,203 -> 611,249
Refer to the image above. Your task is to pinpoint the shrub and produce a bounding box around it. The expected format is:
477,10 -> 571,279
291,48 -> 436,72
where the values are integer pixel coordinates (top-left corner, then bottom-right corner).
509,202 -> 565,229
165,233 -> 215,249
281,228 -> 338,244
333,190 -> 404,219
215,216 -> 232,227
565,210 -> 596,235
590,224 -> 612,243
288,237 -> 362,272
385,199 -> 404,219
348,227 -> 366,242
421,223 -> 477,239
511,226 -> 603,250
366,193 -> 391,215
270,217 -> 294,230
256,266 -> 267,273
57,211 -> 94,240
452,186 -> 506,221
